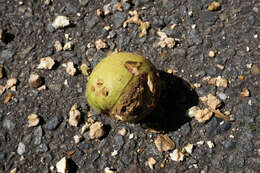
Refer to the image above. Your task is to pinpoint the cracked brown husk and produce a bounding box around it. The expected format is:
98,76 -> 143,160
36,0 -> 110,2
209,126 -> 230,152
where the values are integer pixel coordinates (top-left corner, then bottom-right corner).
86,52 -> 161,122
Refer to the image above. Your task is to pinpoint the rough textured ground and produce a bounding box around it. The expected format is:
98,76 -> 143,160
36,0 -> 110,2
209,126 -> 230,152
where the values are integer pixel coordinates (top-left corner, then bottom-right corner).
0,0 -> 259,172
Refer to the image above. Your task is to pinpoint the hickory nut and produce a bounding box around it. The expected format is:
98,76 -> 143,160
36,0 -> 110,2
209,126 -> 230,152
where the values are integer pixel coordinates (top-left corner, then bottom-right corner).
86,52 -> 161,122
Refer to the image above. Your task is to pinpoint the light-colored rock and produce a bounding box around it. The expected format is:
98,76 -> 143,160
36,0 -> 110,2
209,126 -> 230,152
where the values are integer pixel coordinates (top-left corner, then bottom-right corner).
10,168 -> 17,173
63,41 -> 74,51
187,106 -> 199,118
81,122 -> 91,134
154,134 -> 175,152
208,1 -> 221,11
170,149 -> 184,161
208,50 -> 215,58
240,88 -> 250,97
56,157 -> 68,173
17,142 -> 26,155
52,16 -> 70,29
145,157 -> 156,170
68,104 -> 81,127
183,143 -> 193,154
104,167 -> 117,173
29,74 -> 42,88
54,41 -> 63,52
194,108 -> 213,123
66,61 -> 76,76
28,113 -> 40,127
206,141 -> 214,148
37,57 -> 55,70
89,122 -> 105,139
207,94 -> 221,109
117,128 -> 127,136
73,134 -> 82,144
95,39 -> 107,50
0,85 -> 6,96
6,78 -> 17,89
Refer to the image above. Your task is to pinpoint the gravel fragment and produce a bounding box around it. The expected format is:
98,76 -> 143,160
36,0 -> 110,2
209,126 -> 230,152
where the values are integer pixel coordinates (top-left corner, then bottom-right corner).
79,0 -> 89,6
34,126 -> 43,145
36,143 -> 49,153
56,157 -> 68,173
3,119 -> 16,131
37,57 -> 55,70
28,113 -> 40,127
1,49 -> 15,60
63,41 -> 74,51
89,122 -> 105,139
66,61 -> 76,76
114,135 -> 124,151
154,134 -> 175,152
44,116 -> 63,130
29,74 -> 42,88
251,64 -> 260,75
68,104 -> 81,126
223,141 -> 236,151
112,12 -> 127,28
0,153 -> 6,160
208,1 -> 221,11
17,142 -> 26,155
52,16 -> 70,29
87,16 -> 100,29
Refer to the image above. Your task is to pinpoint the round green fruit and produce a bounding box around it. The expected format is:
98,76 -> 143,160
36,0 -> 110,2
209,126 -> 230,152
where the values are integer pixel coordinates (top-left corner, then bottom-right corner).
86,52 -> 161,122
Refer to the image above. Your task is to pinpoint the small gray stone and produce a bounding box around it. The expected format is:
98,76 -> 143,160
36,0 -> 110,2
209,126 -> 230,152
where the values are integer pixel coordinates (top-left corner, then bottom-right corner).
43,116 -> 63,130
91,151 -> 100,162
199,11 -> 218,23
79,0 -> 89,6
34,126 -> 43,145
36,143 -> 49,153
3,119 -> 16,131
46,22 -> 55,33
114,135 -> 124,151
223,141 -> 236,151
218,92 -> 227,100
112,12 -> 127,28
64,3 -> 77,14
87,16 -> 100,29
108,30 -> 116,38
17,142 -> 26,155
187,29 -> 203,46
1,49 -> 15,59
0,153 -> 6,160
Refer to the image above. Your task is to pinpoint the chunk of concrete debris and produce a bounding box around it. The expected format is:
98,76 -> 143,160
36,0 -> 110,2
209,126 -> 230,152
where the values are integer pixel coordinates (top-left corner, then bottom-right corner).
89,122 -> 105,139
206,141 -> 214,148
154,134 -> 175,152
206,94 -> 221,109
170,149 -> 184,161
29,74 -> 42,88
157,30 -> 176,48
68,104 -> 81,127
118,128 -> 127,136
54,41 -> 63,52
183,143 -> 193,154
28,113 -> 40,127
95,39 -> 107,50
52,16 -> 70,29
73,134 -> 82,144
66,61 -> 76,76
37,57 -> 55,70
63,41 -> 74,51
6,78 -> 17,89
56,157 -> 68,173
208,1 -> 221,11
194,108 -> 213,123
0,85 -> 5,96
240,88 -> 250,97
145,157 -> 156,170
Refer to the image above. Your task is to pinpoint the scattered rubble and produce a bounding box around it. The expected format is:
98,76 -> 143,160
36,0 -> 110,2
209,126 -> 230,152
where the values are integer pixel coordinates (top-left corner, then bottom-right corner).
68,104 -> 81,127
52,16 -> 70,29
157,30 -> 176,48
154,134 -> 175,152
56,157 -> 68,173
37,57 -> 55,70
95,39 -> 107,50
208,1 -> 221,11
240,88 -> 250,97
170,149 -> 184,162
89,122 -> 105,139
28,114 -> 40,127
66,61 -> 76,76
29,74 -> 42,88
145,157 -> 156,169
6,78 -> 17,89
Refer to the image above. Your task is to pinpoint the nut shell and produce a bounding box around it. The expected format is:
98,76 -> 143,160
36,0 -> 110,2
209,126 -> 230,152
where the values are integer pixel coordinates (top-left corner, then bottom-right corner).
86,52 -> 161,122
